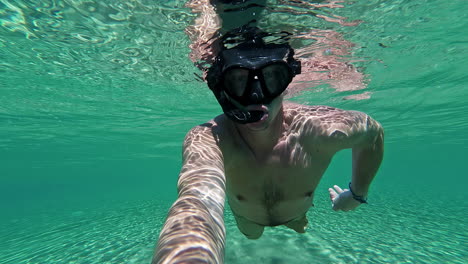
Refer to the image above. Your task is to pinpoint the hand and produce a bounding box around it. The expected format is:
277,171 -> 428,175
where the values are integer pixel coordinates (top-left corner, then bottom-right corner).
328,185 -> 362,211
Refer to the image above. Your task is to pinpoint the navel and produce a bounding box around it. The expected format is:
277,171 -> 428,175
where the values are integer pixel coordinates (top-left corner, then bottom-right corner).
236,194 -> 245,201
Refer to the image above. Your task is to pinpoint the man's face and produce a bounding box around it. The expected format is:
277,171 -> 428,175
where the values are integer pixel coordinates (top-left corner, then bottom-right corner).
208,45 -> 299,125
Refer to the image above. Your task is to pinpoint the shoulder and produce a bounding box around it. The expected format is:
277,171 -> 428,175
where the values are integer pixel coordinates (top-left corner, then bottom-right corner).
284,103 -> 370,132
284,102 -> 351,121
182,115 -> 230,158
283,102 -> 383,150
184,119 -> 220,148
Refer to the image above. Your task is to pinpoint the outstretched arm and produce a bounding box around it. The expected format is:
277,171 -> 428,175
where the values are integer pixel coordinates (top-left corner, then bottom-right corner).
153,125 -> 226,264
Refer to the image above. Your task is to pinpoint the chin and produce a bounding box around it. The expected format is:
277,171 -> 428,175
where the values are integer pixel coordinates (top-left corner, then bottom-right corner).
245,121 -> 270,131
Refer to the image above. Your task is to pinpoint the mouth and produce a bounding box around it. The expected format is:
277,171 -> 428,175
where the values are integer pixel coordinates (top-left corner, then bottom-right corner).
245,104 -> 268,112
245,105 -> 269,124
248,110 -> 269,123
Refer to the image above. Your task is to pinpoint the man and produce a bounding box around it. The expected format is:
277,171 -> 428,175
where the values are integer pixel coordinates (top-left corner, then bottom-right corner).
153,38 -> 384,264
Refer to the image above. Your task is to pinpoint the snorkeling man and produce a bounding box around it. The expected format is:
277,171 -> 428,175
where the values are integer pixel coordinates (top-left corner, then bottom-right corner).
153,36 -> 384,264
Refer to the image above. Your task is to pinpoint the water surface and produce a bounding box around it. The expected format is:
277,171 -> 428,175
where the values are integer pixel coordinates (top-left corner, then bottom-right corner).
1,0 -> 467,263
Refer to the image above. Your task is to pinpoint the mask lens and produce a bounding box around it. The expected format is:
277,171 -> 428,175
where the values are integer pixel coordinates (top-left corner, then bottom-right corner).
223,68 -> 249,97
261,63 -> 292,96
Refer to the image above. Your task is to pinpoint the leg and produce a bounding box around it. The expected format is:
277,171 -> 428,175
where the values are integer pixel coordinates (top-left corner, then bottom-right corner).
233,212 -> 264,239
284,214 -> 308,233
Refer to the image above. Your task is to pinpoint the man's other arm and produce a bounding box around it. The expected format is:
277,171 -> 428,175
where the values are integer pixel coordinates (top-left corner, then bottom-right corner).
325,110 -> 384,210
299,107 -> 384,211
153,125 -> 226,264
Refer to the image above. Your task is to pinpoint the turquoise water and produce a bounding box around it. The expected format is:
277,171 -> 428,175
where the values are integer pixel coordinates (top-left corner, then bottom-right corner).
1,0 -> 467,263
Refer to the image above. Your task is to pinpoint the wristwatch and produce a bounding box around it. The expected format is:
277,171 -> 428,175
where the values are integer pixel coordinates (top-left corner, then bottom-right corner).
349,182 -> 368,204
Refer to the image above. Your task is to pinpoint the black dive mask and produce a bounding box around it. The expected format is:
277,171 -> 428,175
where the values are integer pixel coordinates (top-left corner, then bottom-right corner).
207,44 -> 301,124
222,61 -> 293,105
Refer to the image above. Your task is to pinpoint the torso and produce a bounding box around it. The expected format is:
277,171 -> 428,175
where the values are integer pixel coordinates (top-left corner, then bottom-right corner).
216,103 -> 336,226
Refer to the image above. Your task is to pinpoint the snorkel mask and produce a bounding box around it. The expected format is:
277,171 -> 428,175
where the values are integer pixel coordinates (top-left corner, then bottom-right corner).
207,41 -> 301,124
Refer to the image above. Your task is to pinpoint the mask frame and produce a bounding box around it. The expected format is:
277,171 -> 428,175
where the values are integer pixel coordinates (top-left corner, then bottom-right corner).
221,61 -> 294,106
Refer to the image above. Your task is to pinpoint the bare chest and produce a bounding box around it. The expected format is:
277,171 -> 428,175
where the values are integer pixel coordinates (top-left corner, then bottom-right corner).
223,138 -> 332,224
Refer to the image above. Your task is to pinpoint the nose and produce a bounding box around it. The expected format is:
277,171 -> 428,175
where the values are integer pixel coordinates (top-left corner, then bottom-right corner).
249,79 -> 264,104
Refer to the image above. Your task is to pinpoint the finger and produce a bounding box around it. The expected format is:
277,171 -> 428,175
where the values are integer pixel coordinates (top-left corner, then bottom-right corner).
328,188 -> 338,200
333,185 -> 344,193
